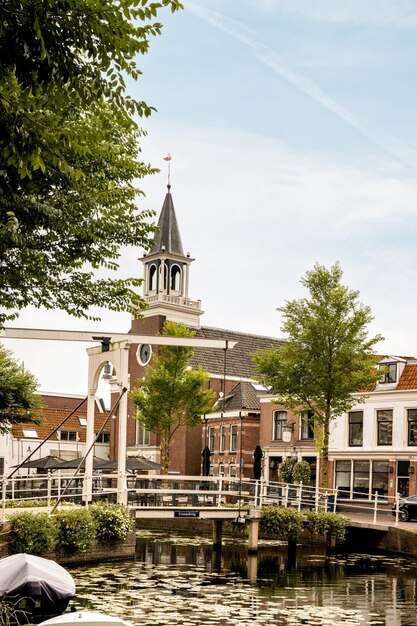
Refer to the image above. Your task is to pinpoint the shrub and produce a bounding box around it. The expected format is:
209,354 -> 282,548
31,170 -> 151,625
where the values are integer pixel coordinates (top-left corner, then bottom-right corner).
9,512 -> 57,554
278,458 -> 297,483
278,458 -> 311,485
54,508 -> 97,553
90,503 -> 134,543
260,506 -> 303,540
292,460 -> 311,485
304,511 -> 348,543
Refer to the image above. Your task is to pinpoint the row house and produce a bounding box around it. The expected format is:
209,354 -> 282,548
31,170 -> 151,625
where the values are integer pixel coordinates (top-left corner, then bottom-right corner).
0,393 -> 110,477
329,356 -> 417,501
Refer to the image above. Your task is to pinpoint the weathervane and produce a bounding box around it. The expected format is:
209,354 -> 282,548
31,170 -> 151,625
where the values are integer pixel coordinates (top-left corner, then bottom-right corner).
163,153 -> 172,187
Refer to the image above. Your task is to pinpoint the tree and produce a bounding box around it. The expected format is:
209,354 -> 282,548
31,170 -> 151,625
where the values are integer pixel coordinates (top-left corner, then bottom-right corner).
0,0 -> 183,324
254,262 -> 383,488
0,343 -> 42,433
130,321 -> 216,473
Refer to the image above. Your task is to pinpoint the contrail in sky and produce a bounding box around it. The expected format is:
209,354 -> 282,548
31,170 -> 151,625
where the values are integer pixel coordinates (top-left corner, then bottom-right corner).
188,2 -> 417,170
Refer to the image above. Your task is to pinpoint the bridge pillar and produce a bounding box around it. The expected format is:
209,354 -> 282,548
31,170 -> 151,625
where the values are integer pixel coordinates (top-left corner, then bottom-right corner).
248,519 -> 260,552
213,520 -> 223,550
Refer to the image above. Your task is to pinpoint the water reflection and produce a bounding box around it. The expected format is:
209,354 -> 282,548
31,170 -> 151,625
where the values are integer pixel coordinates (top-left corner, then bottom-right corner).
68,533 -> 417,626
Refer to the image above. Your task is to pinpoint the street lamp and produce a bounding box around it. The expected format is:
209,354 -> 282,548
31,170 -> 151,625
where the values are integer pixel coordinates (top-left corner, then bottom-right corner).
282,421 -> 295,444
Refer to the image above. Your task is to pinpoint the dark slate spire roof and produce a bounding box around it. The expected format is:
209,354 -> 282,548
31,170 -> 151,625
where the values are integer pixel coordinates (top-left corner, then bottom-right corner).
149,186 -> 185,256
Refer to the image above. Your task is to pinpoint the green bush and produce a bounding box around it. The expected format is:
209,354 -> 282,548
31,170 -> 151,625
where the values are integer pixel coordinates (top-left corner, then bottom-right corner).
292,460 -> 311,485
260,506 -> 303,540
54,508 -> 97,553
304,511 -> 348,543
90,503 -> 134,543
9,512 -> 58,554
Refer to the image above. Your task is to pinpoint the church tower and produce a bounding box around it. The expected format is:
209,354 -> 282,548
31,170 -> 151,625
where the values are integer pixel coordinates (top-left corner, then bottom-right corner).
140,184 -> 203,327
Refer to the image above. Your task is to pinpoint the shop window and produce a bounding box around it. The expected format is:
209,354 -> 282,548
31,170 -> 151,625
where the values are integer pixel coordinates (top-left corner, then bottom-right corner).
273,410 -> 287,441
408,409 -> 417,446
353,460 -> 370,498
335,460 -> 351,498
377,409 -> 393,445
348,411 -> 363,446
371,461 -> 389,497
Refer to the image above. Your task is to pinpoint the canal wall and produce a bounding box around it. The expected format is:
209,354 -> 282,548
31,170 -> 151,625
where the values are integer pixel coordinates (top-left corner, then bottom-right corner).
346,523 -> 417,557
0,522 -> 136,564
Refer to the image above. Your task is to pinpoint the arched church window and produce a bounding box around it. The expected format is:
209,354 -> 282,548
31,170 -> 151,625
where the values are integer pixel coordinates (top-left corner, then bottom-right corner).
164,261 -> 169,290
149,264 -> 157,292
171,265 -> 181,292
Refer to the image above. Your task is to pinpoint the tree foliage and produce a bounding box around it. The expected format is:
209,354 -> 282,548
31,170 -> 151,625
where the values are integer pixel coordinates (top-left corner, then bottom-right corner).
0,0 -> 183,324
130,321 -> 216,473
254,262 -> 383,488
0,343 -> 41,432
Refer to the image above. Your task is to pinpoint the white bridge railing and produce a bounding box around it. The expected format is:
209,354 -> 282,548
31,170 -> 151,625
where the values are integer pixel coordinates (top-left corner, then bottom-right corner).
0,472 -> 400,524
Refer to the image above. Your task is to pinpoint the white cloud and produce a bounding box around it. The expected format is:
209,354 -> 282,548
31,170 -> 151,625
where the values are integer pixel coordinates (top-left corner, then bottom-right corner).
187,3 -> 417,171
251,0 -> 417,27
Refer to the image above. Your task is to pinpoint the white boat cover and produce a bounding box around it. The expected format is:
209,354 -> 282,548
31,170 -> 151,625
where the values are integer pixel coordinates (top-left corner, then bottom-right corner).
39,612 -> 134,626
0,553 -> 75,599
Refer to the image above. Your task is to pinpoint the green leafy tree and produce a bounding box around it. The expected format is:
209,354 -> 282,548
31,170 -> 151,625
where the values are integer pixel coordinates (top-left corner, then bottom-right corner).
0,343 -> 41,432
130,321 -> 216,473
0,0 -> 183,324
254,262 -> 383,488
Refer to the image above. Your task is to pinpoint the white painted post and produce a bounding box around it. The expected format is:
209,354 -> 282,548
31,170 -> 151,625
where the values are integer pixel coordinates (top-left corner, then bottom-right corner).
324,491 -> 328,513
259,477 -> 265,508
254,480 -> 259,507
373,491 -> 378,524
315,486 -> 319,512
116,343 -> 130,507
57,470 -> 61,501
11,477 -> 14,501
298,481 -> 303,511
284,483 -> 289,508
47,471 -> 51,514
333,488 -> 338,513
217,476 -> 223,507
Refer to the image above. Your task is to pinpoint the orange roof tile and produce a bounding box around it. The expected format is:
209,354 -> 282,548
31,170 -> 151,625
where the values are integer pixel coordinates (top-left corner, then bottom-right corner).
397,364 -> 417,390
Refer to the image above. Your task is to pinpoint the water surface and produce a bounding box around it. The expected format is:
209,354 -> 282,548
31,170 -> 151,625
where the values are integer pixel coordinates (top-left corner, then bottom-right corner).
68,532 -> 417,626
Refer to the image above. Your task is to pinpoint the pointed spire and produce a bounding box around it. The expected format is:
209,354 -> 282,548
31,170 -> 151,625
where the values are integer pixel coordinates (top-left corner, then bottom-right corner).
149,185 -> 185,257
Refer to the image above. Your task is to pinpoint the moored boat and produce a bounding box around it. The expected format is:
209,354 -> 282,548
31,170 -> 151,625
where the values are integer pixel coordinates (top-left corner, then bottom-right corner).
39,612 -> 135,626
0,553 -> 75,620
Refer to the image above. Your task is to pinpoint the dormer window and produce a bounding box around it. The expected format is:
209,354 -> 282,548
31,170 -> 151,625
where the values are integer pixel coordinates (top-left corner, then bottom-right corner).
379,363 -> 397,384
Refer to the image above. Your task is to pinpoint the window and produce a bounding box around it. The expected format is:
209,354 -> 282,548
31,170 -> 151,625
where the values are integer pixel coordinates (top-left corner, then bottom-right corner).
209,428 -> 215,452
78,416 -> 87,427
229,465 -> 237,477
300,411 -> 314,440
59,430 -> 77,441
379,363 -> 397,384
348,411 -> 363,446
371,461 -> 389,497
219,464 -> 225,477
335,460 -> 351,498
170,265 -> 181,291
353,460 -> 370,498
220,426 -> 226,452
136,421 -> 150,445
149,264 -> 157,291
273,411 -> 287,441
230,425 -> 238,452
408,409 -> 417,446
377,409 -> 393,445
95,432 -> 110,444
22,429 -> 38,438
0,458 -> 3,476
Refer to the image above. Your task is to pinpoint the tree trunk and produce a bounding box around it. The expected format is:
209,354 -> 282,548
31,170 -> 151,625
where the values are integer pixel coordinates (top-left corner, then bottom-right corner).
160,433 -> 170,474
319,414 -> 330,489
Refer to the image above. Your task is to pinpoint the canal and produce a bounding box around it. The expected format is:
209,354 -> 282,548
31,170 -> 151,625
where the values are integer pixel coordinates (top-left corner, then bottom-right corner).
68,532 -> 417,626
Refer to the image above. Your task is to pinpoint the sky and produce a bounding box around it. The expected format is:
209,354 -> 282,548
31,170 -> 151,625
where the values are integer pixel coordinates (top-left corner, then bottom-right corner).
3,0 -> 417,395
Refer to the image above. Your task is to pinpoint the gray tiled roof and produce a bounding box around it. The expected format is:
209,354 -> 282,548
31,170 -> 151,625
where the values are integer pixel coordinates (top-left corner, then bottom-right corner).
149,187 -> 185,256
223,381 -> 261,411
190,326 -> 283,379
